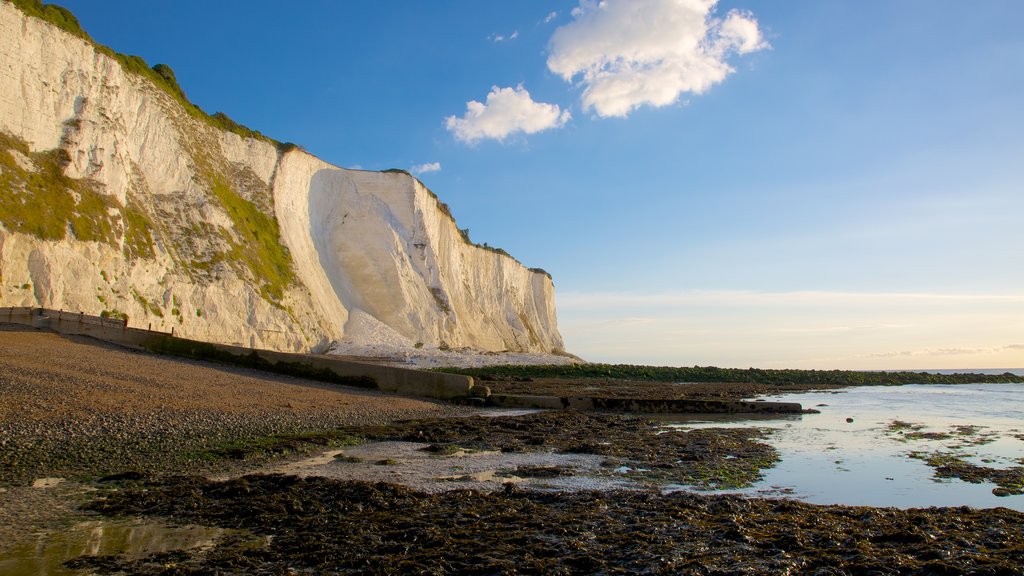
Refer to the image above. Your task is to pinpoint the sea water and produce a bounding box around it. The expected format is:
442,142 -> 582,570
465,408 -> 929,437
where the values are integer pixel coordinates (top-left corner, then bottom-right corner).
665,382 -> 1024,512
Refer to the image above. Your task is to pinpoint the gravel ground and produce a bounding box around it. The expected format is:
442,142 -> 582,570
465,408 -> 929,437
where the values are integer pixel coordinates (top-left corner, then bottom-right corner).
0,325 -> 467,548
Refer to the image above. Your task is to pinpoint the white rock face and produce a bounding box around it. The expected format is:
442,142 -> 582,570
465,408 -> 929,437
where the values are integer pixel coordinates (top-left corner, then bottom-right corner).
0,3 -> 563,355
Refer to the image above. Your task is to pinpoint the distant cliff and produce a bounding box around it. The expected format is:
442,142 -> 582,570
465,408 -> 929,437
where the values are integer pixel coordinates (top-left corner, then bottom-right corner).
0,0 -> 564,354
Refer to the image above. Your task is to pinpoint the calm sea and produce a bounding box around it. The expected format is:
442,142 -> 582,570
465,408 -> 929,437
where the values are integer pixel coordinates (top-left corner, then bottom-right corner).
671,382 -> 1024,511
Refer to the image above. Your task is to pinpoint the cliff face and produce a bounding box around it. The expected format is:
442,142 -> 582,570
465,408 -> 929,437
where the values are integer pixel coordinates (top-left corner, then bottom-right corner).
0,1 -> 563,354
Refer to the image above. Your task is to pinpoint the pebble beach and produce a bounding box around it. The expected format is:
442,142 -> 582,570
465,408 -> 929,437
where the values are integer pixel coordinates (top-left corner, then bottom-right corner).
0,325 -> 465,550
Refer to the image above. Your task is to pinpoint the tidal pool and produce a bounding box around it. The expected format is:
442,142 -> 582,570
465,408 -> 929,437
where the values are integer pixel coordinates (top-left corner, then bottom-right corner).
664,383 -> 1024,511
0,519 -> 229,576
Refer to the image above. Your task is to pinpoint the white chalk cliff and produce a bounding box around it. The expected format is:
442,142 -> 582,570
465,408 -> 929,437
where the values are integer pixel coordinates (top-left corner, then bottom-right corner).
0,1 -> 563,355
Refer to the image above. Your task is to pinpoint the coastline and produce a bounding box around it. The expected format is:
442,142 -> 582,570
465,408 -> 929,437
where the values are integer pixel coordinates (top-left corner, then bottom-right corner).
2,327 -> 1022,574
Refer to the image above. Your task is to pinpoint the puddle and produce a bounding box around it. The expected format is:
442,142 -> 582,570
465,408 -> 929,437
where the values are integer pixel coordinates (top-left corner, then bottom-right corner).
663,383 -> 1024,511
0,520 -> 228,576
268,440 -> 635,492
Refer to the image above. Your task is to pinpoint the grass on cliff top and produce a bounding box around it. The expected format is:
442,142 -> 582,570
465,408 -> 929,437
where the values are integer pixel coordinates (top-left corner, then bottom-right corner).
7,0 -> 85,39
438,363 -> 1024,387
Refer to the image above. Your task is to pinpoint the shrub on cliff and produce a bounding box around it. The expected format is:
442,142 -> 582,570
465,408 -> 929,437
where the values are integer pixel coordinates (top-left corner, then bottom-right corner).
9,0 -> 89,41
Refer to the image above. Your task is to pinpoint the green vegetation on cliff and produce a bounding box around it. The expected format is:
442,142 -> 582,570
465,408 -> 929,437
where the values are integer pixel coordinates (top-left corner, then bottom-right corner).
4,1 -> 299,306
210,177 -> 295,302
8,0 -> 539,299
0,131 -> 155,258
7,0 -> 85,39
121,201 -> 156,260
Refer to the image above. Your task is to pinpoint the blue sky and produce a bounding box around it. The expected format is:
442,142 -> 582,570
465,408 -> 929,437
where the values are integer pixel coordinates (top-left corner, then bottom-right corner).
60,0 -> 1024,369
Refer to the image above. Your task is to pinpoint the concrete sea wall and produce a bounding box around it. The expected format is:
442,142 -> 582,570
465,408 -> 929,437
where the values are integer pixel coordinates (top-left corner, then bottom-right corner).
1,307 -> 480,401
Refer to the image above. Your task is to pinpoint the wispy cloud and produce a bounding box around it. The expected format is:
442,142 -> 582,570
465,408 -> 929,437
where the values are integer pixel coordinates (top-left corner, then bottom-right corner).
933,348 -> 989,356
445,84 -> 570,144
490,30 -> 519,42
543,11 -> 558,24
547,0 -> 768,117
410,162 -> 441,175
867,346 -> 1006,359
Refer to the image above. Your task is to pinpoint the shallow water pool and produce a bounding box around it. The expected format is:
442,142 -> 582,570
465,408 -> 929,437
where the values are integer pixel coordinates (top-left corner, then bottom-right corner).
0,520 -> 228,576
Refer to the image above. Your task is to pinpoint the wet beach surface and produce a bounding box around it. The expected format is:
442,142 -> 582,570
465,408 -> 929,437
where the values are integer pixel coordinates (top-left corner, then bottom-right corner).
72,474 -> 1024,575
64,409 -> 1024,574
340,411 -> 780,490
2,328 -> 1024,574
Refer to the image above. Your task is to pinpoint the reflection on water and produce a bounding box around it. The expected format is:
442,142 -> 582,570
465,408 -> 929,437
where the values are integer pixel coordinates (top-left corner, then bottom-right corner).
665,383 -> 1024,511
0,520 -> 226,576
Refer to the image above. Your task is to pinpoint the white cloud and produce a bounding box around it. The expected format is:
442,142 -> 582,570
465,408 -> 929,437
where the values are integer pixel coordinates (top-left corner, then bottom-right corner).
410,162 -> 441,175
445,85 -> 571,144
544,11 -> 558,24
718,9 -> 767,54
491,30 -> 519,42
547,0 -> 768,117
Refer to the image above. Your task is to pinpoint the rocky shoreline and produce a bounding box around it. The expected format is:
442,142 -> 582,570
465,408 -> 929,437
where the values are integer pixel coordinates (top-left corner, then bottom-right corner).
3,327 -> 1023,574
73,474 -> 1024,575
